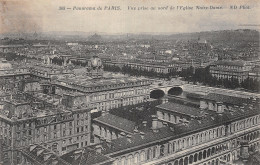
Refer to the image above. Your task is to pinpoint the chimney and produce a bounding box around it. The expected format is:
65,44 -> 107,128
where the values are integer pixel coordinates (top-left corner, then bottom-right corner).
95,144 -> 102,153
43,152 -> 52,161
126,135 -> 132,143
120,132 -> 126,138
142,121 -> 147,127
36,148 -> 45,156
163,122 -> 168,127
73,149 -> 82,160
133,128 -> 139,134
101,109 -> 107,116
151,115 -> 159,133
50,158 -> 59,165
140,132 -> 145,139
162,97 -> 168,104
106,139 -> 112,148
240,140 -> 249,161
216,102 -> 223,113
29,144 -> 37,152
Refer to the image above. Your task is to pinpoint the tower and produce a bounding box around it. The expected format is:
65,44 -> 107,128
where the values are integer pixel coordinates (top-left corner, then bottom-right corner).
86,56 -> 103,78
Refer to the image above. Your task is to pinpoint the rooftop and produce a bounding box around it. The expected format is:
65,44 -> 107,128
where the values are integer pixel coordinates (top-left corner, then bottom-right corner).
94,98 -> 259,157
61,148 -> 113,165
156,102 -> 204,117
94,113 -> 137,134
204,93 -> 249,106
214,60 -> 246,67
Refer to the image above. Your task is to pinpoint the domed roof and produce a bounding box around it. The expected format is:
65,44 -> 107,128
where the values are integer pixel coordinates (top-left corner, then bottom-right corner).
90,56 -> 102,67
0,59 -> 12,70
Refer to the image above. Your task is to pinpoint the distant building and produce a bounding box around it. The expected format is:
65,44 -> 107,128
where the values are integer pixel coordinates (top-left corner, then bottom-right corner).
209,60 -> 252,82
249,66 -> 260,81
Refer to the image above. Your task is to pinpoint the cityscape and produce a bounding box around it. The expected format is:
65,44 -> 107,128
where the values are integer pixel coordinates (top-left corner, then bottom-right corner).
0,28 -> 259,165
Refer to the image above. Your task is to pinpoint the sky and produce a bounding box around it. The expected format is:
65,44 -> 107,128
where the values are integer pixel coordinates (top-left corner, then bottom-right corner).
0,0 -> 260,34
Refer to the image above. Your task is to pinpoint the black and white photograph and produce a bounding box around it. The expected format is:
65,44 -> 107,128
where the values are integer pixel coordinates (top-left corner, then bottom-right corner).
0,0 -> 260,164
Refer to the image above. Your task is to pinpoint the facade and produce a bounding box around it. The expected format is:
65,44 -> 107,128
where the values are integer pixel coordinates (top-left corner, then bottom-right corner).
209,60 -> 252,82
52,77 -> 152,112
0,93 -> 92,164
248,66 -> 260,81
104,59 -> 196,74
88,97 -> 260,165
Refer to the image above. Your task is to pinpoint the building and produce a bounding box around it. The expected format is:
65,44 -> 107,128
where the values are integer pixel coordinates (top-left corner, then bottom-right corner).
87,96 -> 260,165
0,92 -> 92,164
249,66 -> 260,81
209,60 -> 252,83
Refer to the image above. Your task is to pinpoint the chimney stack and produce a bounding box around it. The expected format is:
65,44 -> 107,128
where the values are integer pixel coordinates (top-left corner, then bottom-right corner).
133,127 -> 139,134
43,152 -> 52,161
151,115 -> 159,133
140,132 -> 145,139
162,97 -> 168,104
101,109 -> 107,116
126,135 -> 132,143
120,132 -> 126,138
95,144 -> 102,153
106,139 -> 112,148
73,149 -> 82,160
216,102 -> 223,113
142,121 -> 147,127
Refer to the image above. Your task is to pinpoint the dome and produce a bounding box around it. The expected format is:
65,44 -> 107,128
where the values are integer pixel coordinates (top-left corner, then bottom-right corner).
90,56 -> 102,67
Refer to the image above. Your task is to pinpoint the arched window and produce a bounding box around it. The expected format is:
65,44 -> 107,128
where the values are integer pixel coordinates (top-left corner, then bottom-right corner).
199,152 -> 202,160
147,148 -> 151,160
188,138 -> 191,146
203,150 -> 207,159
184,157 -> 188,165
173,142 -> 175,152
212,147 -> 216,155
194,153 -> 198,162
114,159 -> 119,165
127,155 -> 133,165
216,158 -> 219,165
179,158 -> 183,165
207,148 -> 211,157
160,145 -> 165,156
140,151 -> 145,162
134,153 -> 139,164
168,143 -> 172,154
179,140 -> 182,149
121,157 -> 126,165
197,134 -> 200,144
153,146 -> 157,158
189,155 -> 193,164
183,139 -> 186,148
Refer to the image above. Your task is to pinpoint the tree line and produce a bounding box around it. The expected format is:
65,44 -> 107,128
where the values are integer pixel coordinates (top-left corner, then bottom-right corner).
103,64 -> 260,92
